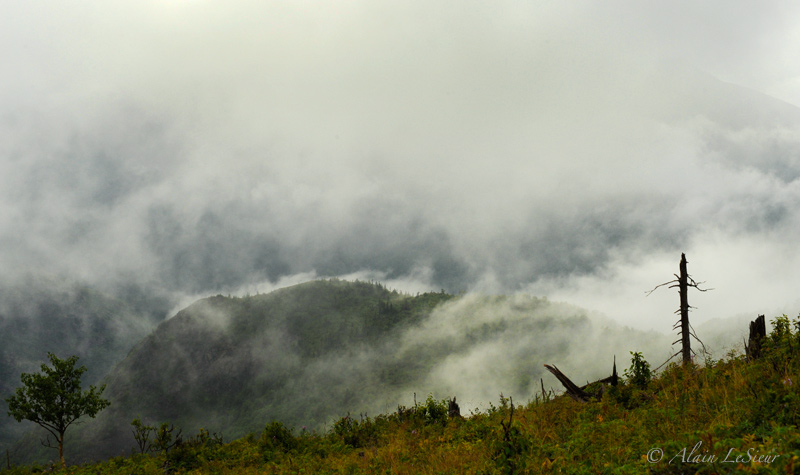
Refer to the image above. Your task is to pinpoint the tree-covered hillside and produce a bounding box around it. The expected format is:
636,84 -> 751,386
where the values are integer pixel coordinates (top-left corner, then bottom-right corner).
111,279 -> 452,421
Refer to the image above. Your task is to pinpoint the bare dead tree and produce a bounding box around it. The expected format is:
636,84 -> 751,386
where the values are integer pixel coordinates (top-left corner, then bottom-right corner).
647,253 -> 711,366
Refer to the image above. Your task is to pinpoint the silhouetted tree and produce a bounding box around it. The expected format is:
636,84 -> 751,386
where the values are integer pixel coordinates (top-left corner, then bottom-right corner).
647,253 -> 710,366
5,353 -> 110,467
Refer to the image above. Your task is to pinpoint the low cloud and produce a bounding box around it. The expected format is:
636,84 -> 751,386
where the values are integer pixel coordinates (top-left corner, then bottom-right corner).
0,1 -> 799,334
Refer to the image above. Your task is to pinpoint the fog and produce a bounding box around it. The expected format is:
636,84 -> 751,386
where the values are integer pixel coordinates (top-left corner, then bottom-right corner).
384,294 -> 671,412
2,1 -> 800,335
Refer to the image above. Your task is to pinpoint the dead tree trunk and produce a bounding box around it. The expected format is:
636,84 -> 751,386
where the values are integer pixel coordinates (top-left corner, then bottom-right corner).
647,253 -> 710,367
679,253 -> 691,365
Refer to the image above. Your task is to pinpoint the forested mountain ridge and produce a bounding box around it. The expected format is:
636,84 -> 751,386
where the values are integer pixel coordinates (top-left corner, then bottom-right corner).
105,279 -> 454,421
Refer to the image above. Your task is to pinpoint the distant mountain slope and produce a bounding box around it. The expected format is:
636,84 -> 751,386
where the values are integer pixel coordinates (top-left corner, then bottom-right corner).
10,279 -> 670,464
107,279 -> 450,419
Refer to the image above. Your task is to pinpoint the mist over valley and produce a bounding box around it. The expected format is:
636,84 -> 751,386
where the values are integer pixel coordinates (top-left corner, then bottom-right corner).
2,0 -> 800,467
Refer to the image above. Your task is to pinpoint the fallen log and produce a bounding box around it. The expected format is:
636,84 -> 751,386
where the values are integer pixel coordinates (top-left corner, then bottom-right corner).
544,357 -> 618,402
543,364 -> 592,402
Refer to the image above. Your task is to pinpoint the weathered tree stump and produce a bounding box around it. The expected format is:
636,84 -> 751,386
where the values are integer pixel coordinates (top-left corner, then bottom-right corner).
746,314 -> 767,360
448,397 -> 461,418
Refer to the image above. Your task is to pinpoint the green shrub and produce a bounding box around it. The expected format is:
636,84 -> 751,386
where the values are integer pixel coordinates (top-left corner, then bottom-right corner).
625,351 -> 652,389
419,394 -> 449,426
164,427 -> 223,472
261,421 -> 297,454
153,422 -> 182,453
492,396 -> 530,475
332,413 -> 380,448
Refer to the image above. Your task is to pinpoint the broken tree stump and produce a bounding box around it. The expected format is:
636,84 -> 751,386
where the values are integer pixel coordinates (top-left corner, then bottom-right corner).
448,397 -> 461,419
746,314 -> 767,360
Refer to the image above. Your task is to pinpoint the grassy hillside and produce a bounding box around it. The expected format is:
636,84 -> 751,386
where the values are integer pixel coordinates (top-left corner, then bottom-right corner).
6,313 -> 800,474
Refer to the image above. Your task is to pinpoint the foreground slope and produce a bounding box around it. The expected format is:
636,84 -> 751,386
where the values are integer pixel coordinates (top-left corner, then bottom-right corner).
12,314 -> 800,474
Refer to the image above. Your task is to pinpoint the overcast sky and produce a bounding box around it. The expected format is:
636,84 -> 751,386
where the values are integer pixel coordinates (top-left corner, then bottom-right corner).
2,1 -> 800,332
